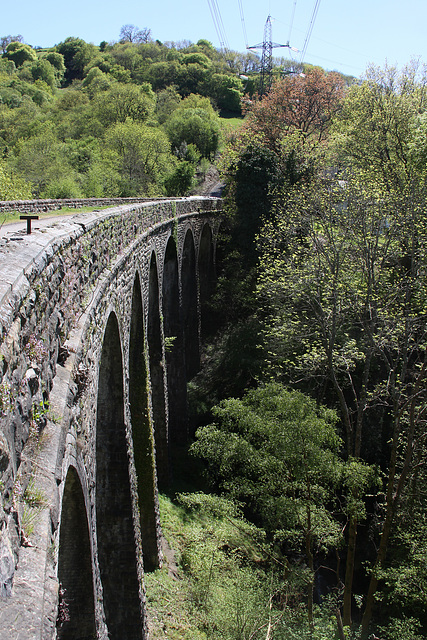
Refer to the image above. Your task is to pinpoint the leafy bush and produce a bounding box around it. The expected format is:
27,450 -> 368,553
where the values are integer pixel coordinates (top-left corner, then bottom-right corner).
42,176 -> 82,199
164,161 -> 195,196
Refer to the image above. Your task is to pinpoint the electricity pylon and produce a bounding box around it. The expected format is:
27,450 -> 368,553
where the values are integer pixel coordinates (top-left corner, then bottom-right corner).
248,15 -> 298,95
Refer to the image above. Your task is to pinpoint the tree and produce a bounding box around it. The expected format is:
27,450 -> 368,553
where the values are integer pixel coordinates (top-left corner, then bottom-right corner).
56,37 -> 97,83
164,97 -> 220,159
223,139 -> 283,263
164,161 -> 195,196
93,82 -> 155,126
243,68 -> 345,150
219,68 -> 343,265
207,72 -> 244,112
257,174 -> 427,632
10,129 -> 76,195
177,60 -> 211,96
155,86 -> 181,124
4,42 -> 37,67
50,90 -> 94,140
1,34 -> 23,54
181,52 -> 211,68
28,59 -> 57,89
108,42 -> 142,74
191,382 -> 343,630
333,60 -> 427,192
43,51 -> 66,84
82,67 -> 114,98
0,160 -> 32,199
119,24 -> 151,44
104,119 -> 172,195
0,93 -> 45,150
222,50 -> 260,76
377,467 -> 427,634
145,60 -> 183,91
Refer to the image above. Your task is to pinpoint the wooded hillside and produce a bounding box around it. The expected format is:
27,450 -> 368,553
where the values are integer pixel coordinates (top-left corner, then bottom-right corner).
0,30 -> 258,200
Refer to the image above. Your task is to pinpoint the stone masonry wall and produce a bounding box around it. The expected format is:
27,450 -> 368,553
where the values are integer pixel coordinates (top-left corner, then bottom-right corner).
0,197 -> 164,215
0,197 -> 222,639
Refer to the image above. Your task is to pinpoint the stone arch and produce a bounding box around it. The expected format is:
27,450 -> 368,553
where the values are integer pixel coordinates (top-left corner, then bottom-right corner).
148,251 -> 169,487
198,223 -> 216,338
57,465 -> 96,640
129,272 -> 160,572
96,311 -> 144,639
163,236 -> 187,445
181,228 -> 200,381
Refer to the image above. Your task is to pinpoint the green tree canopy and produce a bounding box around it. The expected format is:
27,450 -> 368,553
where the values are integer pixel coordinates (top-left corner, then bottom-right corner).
93,82 -> 156,126
42,51 -> 65,84
27,59 -> 57,89
4,42 -> 37,67
165,98 -> 220,159
192,382 -> 343,629
208,72 -> 243,112
56,37 -> 97,83
332,60 -> 427,191
0,160 -> 32,199
104,118 -> 172,195
257,172 -> 427,630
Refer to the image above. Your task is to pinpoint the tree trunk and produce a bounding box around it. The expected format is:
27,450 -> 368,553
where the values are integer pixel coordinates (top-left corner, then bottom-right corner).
360,501 -> 393,636
336,608 -> 346,640
361,387 -> 421,636
306,529 -> 314,636
305,498 -> 314,637
343,515 -> 357,626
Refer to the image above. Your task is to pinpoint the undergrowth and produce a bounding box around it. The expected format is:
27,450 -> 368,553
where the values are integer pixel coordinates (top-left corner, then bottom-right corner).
145,492 -> 275,640
145,493 -> 348,640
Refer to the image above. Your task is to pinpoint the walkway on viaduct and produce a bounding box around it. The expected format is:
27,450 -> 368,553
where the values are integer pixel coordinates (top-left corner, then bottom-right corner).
0,197 -> 223,639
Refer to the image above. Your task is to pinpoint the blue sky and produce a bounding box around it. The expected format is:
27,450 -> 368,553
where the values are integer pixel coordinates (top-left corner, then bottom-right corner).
2,0 -> 427,77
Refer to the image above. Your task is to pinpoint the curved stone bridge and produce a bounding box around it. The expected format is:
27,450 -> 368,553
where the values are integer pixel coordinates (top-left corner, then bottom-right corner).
0,197 -> 223,639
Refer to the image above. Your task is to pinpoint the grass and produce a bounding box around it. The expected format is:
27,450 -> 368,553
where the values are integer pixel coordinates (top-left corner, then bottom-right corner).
145,491 -> 277,640
144,447 -> 340,639
143,446 -> 275,638
20,480 -> 47,540
219,113 -> 245,152
220,116 -> 245,133
144,491 -> 356,640
0,205 -> 112,227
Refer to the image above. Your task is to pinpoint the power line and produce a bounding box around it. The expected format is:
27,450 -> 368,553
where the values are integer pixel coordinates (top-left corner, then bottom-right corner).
299,0 -> 321,64
238,0 -> 249,49
287,0 -> 297,47
207,0 -> 230,53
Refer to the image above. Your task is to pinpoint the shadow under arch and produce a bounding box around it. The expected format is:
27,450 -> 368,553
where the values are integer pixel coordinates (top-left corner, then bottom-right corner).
148,251 -> 169,487
129,272 -> 160,572
163,236 -> 187,445
57,465 -> 96,640
96,312 -> 144,639
198,223 -> 216,338
181,228 -> 200,381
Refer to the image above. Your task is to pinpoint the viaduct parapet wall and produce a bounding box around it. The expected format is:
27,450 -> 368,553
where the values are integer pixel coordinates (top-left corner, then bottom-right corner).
0,196 -> 223,639
0,196 -> 166,214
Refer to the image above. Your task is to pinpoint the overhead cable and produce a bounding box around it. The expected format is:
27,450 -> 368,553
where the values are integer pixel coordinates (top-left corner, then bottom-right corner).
238,0 -> 249,49
287,0 -> 297,46
207,0 -> 230,52
299,0 -> 321,63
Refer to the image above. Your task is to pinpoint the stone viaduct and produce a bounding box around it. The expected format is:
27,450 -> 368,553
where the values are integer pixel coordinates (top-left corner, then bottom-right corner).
0,196 -> 223,639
